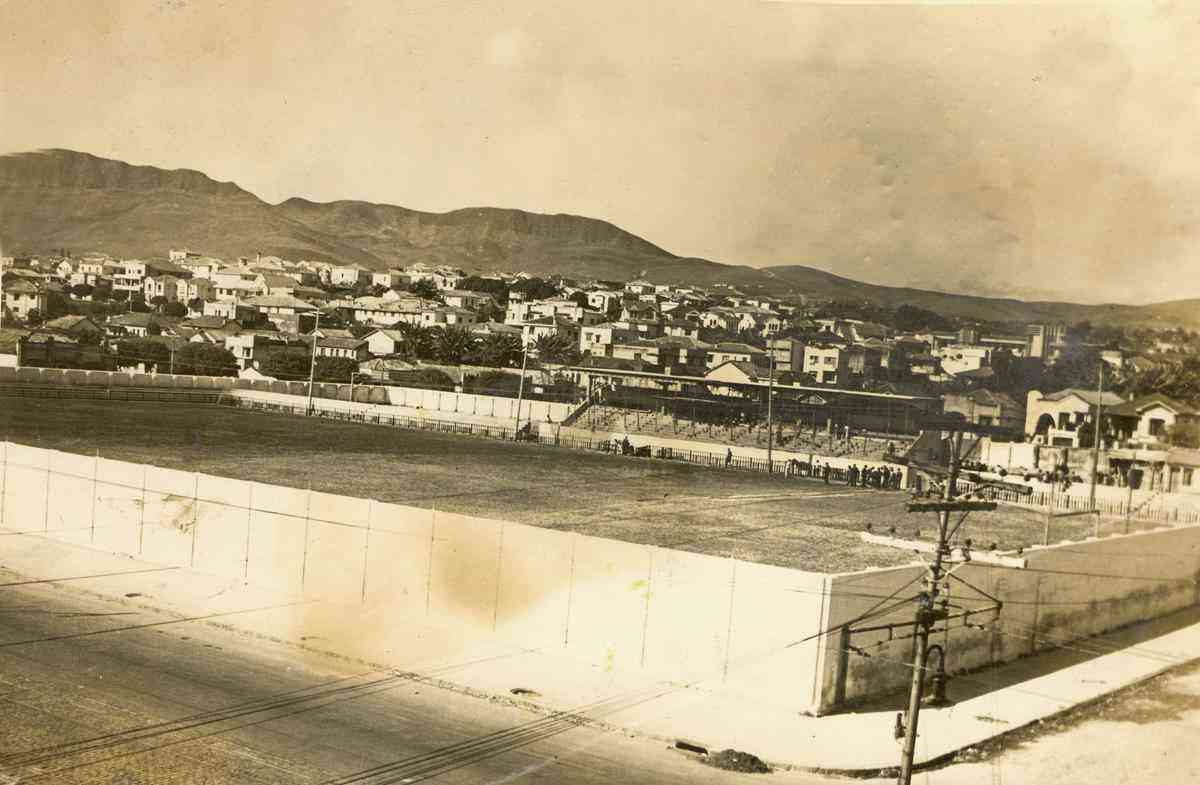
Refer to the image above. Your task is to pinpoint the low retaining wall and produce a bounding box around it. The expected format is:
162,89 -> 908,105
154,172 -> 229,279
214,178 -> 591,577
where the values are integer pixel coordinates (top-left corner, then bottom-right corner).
0,441 -> 831,714
818,525 -> 1200,712
229,388 -> 531,432
0,365 -> 239,389
381,385 -> 578,424
228,380 -> 581,426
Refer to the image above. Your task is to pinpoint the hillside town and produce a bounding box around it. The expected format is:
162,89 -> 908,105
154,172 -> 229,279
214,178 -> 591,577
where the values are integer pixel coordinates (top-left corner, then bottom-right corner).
5,247 -> 1200,498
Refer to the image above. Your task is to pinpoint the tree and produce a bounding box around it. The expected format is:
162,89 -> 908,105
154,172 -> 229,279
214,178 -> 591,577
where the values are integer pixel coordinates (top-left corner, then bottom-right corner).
509,277 -> 560,301
459,275 -> 509,305
187,297 -> 205,313
24,309 -> 42,326
1124,362 -> 1198,402
605,298 -> 622,322
893,304 -> 952,333
314,356 -> 359,383
568,291 -> 590,310
110,290 -> 129,303
1168,421 -> 1200,449
407,279 -> 441,301
150,295 -> 169,311
1043,342 -> 1104,392
432,325 -> 475,365
393,322 -> 435,361
533,332 -> 579,365
129,294 -> 149,313
92,287 -> 110,303
370,284 -> 388,297
44,291 -> 69,320
174,343 -> 238,376
146,322 -> 163,337
117,338 -> 171,372
402,367 -> 455,391
474,332 -> 522,367
988,350 -> 1048,399
465,370 -> 522,397
162,301 -> 188,318
70,283 -> 95,299
259,349 -> 312,380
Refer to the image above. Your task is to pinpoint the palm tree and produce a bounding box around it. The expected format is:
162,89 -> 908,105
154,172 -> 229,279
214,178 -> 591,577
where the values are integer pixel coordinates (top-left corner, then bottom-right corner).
533,332 -> 579,366
475,332 -> 522,367
394,322 -> 434,361
432,325 -> 475,365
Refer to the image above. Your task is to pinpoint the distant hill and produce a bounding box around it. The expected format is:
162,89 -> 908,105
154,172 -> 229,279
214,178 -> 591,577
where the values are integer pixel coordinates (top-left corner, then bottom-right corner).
1,148 -> 1196,329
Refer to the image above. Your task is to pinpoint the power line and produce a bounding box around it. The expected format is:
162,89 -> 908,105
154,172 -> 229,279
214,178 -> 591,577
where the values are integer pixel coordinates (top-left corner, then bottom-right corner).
0,566 -> 179,588
0,600 -> 309,651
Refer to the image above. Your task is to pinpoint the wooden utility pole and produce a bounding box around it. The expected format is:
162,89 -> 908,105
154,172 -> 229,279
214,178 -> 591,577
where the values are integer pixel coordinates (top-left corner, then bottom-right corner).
306,311 -> 321,415
513,336 -> 530,439
1088,363 -> 1104,515
897,428 -> 963,785
766,350 -> 775,469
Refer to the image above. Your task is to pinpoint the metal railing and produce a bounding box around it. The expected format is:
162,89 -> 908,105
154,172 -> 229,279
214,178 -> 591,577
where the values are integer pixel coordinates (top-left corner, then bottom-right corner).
0,383 -> 224,404
956,478 -> 1200,527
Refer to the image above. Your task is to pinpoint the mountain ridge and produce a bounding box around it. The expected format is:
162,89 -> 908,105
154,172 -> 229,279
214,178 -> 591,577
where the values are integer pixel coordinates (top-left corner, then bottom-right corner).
1,148 -> 1194,328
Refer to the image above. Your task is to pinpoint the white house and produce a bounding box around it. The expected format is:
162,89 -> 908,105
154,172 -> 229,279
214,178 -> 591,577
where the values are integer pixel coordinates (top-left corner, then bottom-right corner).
363,328 -> 406,356
330,265 -> 370,288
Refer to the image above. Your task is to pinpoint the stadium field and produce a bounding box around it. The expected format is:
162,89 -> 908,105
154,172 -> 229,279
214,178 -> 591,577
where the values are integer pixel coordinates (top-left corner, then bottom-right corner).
0,398 -> 1134,573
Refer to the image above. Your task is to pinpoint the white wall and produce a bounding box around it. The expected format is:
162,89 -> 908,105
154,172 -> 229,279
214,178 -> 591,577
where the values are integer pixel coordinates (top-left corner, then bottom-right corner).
0,441 -> 832,714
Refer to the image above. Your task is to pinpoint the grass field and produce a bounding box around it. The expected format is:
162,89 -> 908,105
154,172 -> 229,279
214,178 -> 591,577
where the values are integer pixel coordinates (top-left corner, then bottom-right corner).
0,398 -> 1143,573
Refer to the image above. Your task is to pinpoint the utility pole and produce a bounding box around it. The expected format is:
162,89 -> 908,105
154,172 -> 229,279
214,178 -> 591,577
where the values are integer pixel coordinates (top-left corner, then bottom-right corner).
513,335 -> 530,439
0,236 -> 5,330
1088,363 -> 1105,513
897,428 -> 963,785
766,349 -> 775,469
306,310 -> 321,415
169,345 -> 175,375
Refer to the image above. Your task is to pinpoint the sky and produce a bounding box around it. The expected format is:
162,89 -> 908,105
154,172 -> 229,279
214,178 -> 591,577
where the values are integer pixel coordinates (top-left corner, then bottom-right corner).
1,0 -> 1197,305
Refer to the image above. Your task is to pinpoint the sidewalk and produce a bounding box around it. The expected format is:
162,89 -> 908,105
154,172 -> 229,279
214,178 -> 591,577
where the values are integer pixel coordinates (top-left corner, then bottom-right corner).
2,532 -> 1197,774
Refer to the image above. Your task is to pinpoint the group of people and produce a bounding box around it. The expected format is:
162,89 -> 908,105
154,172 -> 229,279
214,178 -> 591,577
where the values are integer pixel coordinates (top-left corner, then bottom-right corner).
783,458 -> 831,481
778,458 -> 902,489
845,463 -> 903,490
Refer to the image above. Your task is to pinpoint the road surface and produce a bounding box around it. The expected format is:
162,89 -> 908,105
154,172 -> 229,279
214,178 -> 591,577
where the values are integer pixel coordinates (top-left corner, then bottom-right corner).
1,567 -> 1197,785
0,569 -> 828,785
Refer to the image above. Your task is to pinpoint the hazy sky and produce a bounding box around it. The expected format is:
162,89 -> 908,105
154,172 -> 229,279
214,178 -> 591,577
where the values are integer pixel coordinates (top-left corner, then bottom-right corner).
2,0 -> 1197,304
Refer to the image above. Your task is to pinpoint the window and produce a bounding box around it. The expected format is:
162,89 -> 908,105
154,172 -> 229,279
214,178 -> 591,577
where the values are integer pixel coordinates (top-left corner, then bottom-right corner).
1184,469 -> 1194,486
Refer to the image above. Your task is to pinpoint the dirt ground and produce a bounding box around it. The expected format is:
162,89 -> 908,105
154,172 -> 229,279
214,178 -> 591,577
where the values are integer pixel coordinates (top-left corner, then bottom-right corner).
0,398 -> 1143,573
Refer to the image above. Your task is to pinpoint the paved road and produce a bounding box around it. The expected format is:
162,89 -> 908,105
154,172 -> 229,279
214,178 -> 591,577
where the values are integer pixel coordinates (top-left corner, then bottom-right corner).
0,572 -> 829,785
2,569 -> 1197,785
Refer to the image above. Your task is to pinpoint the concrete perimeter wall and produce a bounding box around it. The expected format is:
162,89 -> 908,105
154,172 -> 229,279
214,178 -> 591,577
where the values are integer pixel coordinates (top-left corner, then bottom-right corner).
0,365 -> 238,389
817,526 -> 1200,712
382,386 -> 576,424
0,441 -> 831,714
